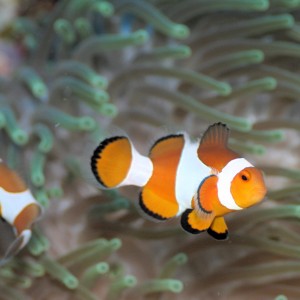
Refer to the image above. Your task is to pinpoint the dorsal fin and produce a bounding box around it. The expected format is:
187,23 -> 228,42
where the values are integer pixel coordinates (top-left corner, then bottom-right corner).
198,123 -> 238,172
200,123 -> 230,149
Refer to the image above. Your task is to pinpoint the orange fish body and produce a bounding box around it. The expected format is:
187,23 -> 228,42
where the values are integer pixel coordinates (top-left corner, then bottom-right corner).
91,123 -> 267,240
0,161 -> 41,262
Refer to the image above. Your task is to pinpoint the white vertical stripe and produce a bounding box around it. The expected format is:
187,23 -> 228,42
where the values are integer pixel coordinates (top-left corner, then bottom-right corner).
217,158 -> 254,210
120,143 -> 153,187
0,189 -> 39,225
175,134 -> 211,214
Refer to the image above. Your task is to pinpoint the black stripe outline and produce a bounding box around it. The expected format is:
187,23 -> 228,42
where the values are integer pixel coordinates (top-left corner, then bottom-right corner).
195,175 -> 216,215
139,192 -> 168,221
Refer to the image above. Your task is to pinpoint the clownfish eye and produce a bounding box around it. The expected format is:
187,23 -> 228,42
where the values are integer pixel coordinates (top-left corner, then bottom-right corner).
241,175 -> 248,181
240,170 -> 251,182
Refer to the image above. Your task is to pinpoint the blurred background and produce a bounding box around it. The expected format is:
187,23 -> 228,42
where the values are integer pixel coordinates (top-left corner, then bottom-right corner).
0,0 -> 299,299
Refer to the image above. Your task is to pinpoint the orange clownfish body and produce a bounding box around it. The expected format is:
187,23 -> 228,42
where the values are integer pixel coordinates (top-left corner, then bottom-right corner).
91,123 -> 267,240
0,161 -> 41,263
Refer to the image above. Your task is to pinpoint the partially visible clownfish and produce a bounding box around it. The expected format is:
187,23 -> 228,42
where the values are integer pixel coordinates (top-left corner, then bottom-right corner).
0,160 -> 41,264
91,123 -> 267,240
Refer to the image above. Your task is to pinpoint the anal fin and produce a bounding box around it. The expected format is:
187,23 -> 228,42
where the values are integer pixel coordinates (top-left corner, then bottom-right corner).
139,188 -> 179,221
207,217 -> 228,240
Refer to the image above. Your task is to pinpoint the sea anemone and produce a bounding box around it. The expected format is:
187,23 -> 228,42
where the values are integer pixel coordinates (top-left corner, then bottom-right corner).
0,0 -> 299,299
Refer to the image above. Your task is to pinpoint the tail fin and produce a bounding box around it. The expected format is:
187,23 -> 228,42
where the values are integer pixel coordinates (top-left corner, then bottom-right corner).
91,136 -> 153,188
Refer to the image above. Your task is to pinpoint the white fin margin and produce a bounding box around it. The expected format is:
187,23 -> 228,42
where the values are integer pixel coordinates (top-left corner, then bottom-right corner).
217,158 -> 253,210
18,229 -> 32,249
119,143 -> 153,187
0,188 -> 38,225
2,229 -> 32,264
175,134 -> 211,215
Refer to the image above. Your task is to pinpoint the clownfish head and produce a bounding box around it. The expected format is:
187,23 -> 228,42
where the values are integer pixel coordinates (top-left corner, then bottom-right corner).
216,158 -> 267,211
230,166 -> 267,209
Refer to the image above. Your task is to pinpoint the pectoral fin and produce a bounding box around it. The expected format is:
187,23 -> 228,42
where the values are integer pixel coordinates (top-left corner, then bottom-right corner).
207,217 -> 228,240
180,208 -> 214,234
1,229 -> 32,265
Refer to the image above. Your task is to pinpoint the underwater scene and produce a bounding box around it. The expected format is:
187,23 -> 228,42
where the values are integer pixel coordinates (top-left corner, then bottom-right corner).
0,0 -> 299,299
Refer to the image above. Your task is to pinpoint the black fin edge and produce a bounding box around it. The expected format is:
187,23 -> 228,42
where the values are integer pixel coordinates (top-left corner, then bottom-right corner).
180,209 -> 205,235
149,133 -> 184,154
200,122 -> 229,145
212,122 -> 228,129
90,136 -> 127,187
206,122 -> 229,135
139,192 -> 167,221
207,228 -> 229,240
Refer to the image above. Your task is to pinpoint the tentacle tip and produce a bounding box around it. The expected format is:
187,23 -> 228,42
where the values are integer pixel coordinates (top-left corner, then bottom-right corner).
133,30 -> 149,45
254,0 -> 269,10
63,276 -> 79,289
171,24 -> 190,39
79,117 -> 96,131
263,77 -> 277,90
12,130 -> 29,145
98,2 -> 114,17
218,83 -> 232,96
282,14 -> 295,27
233,120 -> 252,133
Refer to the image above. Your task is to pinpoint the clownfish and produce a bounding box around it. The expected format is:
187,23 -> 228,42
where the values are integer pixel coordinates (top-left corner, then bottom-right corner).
91,123 -> 267,240
0,161 -> 41,263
